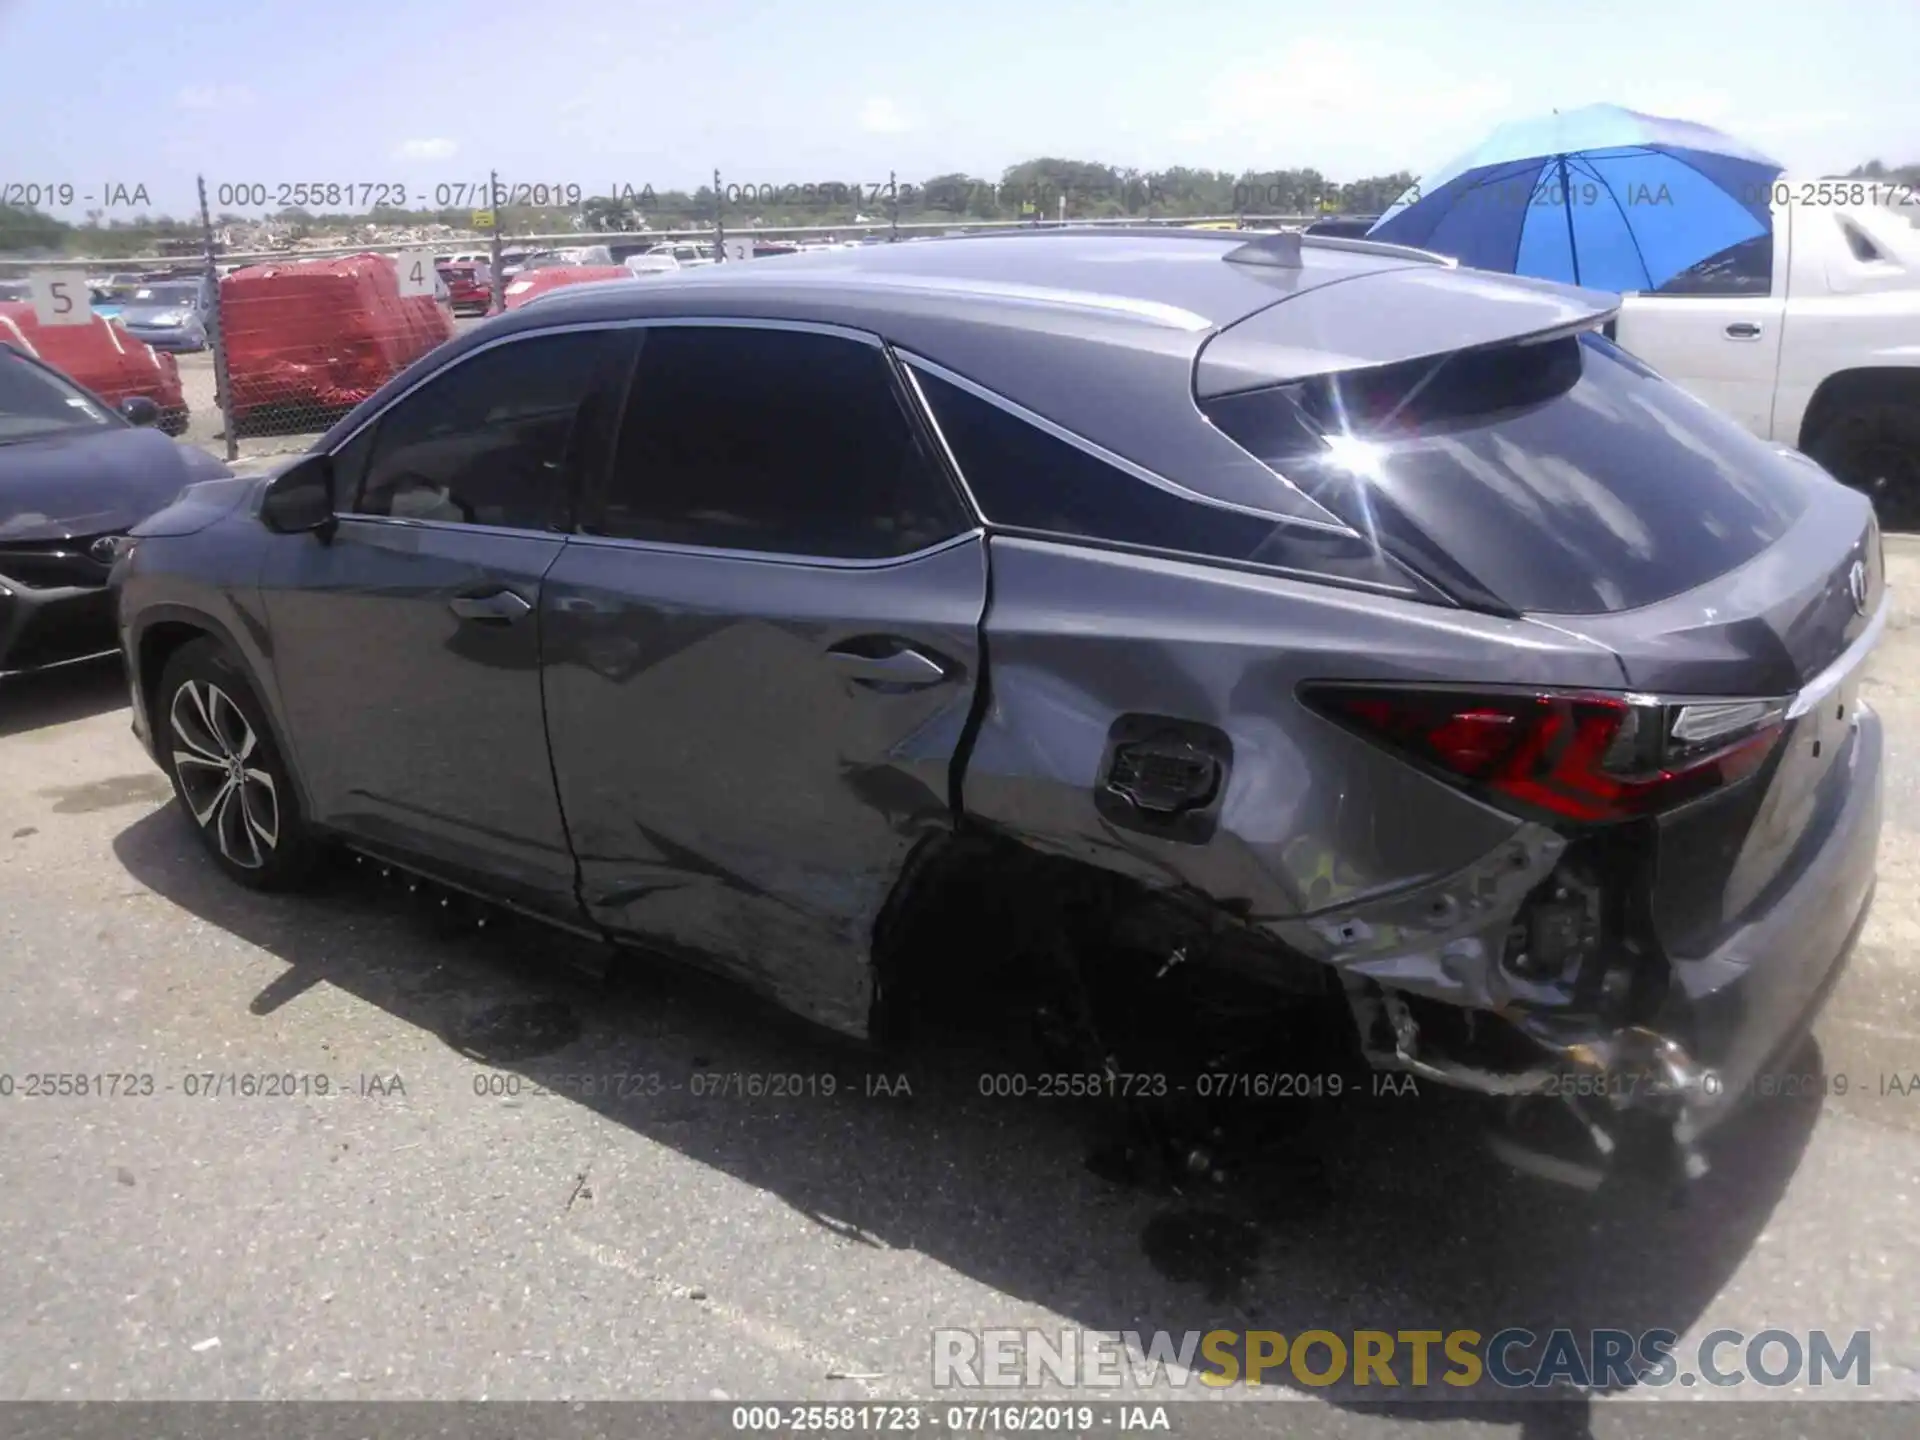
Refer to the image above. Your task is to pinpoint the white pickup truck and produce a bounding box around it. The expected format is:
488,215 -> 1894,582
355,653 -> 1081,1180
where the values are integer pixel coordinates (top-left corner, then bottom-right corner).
1612,181 -> 1920,526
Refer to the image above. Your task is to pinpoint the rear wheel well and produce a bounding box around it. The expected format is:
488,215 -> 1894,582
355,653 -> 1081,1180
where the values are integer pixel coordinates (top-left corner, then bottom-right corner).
868,827 -> 1337,1052
1798,367 -> 1920,450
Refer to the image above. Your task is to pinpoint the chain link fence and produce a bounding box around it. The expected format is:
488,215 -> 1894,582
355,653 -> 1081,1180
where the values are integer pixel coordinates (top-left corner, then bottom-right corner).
3,167 -> 1355,463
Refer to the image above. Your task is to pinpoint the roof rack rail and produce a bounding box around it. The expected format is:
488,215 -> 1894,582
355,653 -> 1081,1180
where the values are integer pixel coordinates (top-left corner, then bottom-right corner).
897,223 -> 1459,268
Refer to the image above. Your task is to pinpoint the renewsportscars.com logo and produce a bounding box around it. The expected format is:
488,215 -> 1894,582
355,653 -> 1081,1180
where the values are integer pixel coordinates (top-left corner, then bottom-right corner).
931,1327 -> 1874,1392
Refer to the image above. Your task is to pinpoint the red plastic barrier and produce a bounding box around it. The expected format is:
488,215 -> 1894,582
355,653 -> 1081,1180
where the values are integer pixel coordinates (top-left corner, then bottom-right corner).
502,266 -> 633,310
220,253 -> 455,419
0,301 -> 187,416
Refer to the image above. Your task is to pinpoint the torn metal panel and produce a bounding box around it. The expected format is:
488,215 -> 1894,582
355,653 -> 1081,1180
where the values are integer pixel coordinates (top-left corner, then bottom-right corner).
1267,822 -> 1569,1011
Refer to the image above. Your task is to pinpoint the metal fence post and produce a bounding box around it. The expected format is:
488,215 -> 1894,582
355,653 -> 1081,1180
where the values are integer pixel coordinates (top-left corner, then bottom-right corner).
889,170 -> 899,243
713,169 -> 725,263
197,174 -> 238,462
489,169 -> 505,313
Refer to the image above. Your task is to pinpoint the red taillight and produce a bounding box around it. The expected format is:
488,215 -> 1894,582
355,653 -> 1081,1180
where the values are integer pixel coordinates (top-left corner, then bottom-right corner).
1304,686 -> 1785,824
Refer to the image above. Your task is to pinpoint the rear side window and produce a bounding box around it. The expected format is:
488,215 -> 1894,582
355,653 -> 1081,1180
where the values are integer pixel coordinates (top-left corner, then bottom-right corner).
914,369 -> 1295,560
1651,234 -> 1773,296
1838,217 -> 1887,263
1202,332 -> 1815,615
592,327 -> 969,559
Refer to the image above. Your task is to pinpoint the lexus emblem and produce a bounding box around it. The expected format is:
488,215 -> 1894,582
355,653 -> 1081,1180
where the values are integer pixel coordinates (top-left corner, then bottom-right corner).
1847,559 -> 1869,616
90,536 -> 122,564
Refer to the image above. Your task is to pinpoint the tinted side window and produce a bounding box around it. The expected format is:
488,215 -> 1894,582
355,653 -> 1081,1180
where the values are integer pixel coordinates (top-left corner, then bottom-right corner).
1652,234 -> 1773,296
915,369 -> 1293,559
595,327 -> 969,559
350,329 -> 631,530
1838,217 -> 1887,263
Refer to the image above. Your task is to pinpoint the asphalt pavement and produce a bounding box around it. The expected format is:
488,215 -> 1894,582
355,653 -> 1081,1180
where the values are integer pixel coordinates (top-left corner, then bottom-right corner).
1,543 -> 1918,1437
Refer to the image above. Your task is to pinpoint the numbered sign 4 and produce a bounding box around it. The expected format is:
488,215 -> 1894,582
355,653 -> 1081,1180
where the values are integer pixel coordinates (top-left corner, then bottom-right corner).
394,250 -> 440,299
29,269 -> 93,327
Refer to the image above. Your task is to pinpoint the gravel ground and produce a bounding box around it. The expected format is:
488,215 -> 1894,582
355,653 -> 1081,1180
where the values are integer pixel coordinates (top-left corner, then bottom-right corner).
0,542 -> 1918,1437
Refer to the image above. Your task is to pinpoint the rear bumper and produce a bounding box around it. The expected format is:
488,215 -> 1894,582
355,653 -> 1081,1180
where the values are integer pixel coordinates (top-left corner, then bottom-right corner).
0,578 -> 116,673
1658,704 -> 1882,1137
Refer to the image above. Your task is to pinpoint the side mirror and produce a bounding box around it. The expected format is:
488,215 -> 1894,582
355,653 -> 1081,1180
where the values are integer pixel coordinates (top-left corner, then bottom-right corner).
259,453 -> 337,535
119,395 -> 160,427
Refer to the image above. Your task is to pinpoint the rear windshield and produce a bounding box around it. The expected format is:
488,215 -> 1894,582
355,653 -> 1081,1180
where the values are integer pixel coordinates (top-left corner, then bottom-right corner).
1200,332 -> 1816,614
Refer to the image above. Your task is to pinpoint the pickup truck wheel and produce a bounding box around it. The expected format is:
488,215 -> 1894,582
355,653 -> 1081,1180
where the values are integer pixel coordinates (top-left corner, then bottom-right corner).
1806,402 -> 1920,531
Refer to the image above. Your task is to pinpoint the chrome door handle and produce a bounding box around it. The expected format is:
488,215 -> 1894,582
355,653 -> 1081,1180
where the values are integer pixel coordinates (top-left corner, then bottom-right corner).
1725,321 -> 1763,339
824,645 -> 949,687
448,589 -> 533,624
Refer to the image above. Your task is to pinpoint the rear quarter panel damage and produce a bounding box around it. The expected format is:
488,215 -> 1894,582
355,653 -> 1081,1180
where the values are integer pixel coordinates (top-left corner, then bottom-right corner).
958,537 -> 1628,1006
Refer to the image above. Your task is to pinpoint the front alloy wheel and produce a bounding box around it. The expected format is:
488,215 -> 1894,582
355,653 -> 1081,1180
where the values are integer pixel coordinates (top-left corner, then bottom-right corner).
169,678 -> 279,869
157,637 -> 319,890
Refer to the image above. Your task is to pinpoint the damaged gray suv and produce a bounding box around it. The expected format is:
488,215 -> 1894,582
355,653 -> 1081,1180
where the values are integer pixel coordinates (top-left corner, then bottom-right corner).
113,227 -> 1885,1187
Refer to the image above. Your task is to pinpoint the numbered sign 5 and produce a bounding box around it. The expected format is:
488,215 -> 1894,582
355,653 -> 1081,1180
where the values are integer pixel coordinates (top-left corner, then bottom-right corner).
394,250 -> 439,299
29,269 -> 93,327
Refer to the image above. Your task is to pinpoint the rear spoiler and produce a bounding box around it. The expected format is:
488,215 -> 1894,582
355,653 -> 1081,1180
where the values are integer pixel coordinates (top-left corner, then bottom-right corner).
1196,264 -> 1621,400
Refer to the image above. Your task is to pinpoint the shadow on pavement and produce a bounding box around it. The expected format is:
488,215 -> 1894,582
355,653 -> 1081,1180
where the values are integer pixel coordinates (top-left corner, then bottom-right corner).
112,803 -> 1825,1429
0,653 -> 128,739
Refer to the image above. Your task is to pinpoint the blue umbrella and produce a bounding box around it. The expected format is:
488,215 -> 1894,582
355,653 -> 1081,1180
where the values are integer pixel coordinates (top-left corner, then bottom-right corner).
1368,104 -> 1783,292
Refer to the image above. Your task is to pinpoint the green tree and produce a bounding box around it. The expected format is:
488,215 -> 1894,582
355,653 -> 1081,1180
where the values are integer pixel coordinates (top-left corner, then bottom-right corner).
0,202 -> 69,252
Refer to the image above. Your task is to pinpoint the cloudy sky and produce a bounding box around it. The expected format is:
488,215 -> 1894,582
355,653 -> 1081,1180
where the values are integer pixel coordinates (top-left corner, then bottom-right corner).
5,0 -> 1918,219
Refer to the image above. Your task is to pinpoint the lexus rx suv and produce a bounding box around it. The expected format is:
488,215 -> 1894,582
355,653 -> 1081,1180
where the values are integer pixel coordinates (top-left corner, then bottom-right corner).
113,228 -> 1885,1186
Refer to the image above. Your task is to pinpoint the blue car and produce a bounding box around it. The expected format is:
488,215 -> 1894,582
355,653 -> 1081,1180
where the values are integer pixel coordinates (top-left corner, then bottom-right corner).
116,277 -> 214,352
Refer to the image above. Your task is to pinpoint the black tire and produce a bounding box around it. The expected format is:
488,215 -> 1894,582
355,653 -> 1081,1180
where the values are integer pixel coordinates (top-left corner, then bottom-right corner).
1806,401 -> 1920,531
156,637 -> 320,890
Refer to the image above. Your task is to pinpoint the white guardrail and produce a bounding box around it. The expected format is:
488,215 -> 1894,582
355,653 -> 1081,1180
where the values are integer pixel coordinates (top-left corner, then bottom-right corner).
0,214 -> 1324,270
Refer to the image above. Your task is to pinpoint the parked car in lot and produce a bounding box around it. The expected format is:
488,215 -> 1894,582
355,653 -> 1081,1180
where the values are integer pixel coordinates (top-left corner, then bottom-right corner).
502,250 -> 571,278
623,253 -> 681,277
644,241 -> 715,267
502,265 -> 632,309
436,261 -> 494,316
0,346 -> 226,674
1611,184 -> 1920,526
1305,215 -> 1383,238
87,274 -> 145,319
219,254 -> 455,430
0,299 -> 189,435
115,228 -> 1885,1189
116,277 -> 215,353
